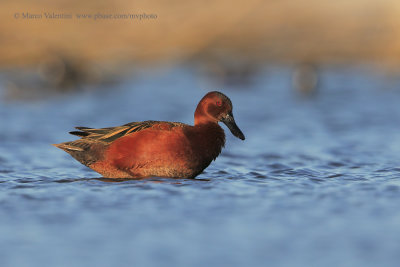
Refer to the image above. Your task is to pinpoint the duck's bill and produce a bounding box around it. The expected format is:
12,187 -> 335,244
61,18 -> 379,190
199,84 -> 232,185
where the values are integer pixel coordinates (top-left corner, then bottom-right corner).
221,113 -> 245,140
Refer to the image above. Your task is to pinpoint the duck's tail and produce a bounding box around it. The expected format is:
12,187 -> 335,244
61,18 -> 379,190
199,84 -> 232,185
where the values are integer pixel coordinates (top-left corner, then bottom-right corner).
52,139 -> 107,167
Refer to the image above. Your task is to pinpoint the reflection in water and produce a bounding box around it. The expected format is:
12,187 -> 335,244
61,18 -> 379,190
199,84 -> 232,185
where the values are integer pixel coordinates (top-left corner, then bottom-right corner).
54,177 -> 211,184
95,177 -> 210,183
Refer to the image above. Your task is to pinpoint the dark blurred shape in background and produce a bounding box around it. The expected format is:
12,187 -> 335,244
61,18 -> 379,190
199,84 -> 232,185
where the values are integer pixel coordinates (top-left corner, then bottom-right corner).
193,51 -> 259,87
292,63 -> 319,96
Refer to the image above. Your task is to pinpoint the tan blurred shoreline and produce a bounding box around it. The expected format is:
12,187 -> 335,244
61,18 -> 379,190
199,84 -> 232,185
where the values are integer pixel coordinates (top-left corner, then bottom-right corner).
1,0 -> 400,69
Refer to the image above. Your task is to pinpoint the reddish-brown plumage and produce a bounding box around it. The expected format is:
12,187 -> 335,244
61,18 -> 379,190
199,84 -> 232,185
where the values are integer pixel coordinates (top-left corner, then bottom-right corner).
53,91 -> 245,178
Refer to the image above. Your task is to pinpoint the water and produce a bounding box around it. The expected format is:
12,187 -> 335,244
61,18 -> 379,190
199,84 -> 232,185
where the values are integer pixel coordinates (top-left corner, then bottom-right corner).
1,65 -> 400,267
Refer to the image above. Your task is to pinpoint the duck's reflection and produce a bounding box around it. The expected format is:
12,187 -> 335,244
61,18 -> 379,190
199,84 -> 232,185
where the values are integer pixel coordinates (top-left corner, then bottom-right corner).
96,177 -> 211,183
54,177 -> 210,184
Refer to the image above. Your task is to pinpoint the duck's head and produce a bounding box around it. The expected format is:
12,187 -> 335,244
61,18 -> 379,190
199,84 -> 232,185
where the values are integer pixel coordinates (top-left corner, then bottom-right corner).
194,91 -> 245,140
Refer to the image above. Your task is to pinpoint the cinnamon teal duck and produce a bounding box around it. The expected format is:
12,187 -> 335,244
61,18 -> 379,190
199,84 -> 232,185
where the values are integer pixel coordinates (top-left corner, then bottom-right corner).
53,91 -> 245,178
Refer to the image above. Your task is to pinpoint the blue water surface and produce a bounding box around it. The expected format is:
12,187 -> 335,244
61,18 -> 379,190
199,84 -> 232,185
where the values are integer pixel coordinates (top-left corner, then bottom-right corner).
1,65 -> 400,267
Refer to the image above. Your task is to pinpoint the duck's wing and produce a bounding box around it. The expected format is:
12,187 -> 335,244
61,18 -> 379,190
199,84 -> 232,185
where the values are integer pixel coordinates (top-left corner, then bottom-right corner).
69,120 -> 186,143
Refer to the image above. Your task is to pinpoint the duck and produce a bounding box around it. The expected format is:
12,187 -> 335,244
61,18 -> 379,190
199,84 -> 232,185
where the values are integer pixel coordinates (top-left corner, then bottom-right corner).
53,91 -> 245,178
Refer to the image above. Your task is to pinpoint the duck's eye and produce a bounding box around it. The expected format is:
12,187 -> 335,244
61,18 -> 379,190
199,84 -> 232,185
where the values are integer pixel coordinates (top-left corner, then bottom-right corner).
216,100 -> 222,106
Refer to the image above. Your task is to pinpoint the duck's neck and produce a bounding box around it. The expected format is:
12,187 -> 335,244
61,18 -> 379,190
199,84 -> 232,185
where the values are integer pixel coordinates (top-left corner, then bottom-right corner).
193,122 -> 226,161
193,103 -> 225,159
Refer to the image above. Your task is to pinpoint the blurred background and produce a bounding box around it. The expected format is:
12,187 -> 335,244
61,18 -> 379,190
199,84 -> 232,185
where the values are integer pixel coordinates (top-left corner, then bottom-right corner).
2,0 -> 400,99
2,1 -> 400,267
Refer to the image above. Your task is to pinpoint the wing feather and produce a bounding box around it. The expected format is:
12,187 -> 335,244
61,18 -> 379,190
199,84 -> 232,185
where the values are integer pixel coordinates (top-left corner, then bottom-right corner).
69,121 -> 186,143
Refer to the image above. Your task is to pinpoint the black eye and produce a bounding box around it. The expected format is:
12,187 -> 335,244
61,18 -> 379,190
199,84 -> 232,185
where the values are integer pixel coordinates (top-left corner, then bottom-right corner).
216,101 -> 222,106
